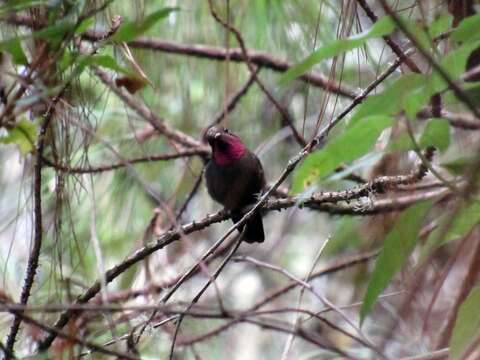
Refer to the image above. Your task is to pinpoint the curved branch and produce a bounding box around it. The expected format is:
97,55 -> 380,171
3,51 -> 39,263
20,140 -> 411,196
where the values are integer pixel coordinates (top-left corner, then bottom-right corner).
87,39 -> 356,100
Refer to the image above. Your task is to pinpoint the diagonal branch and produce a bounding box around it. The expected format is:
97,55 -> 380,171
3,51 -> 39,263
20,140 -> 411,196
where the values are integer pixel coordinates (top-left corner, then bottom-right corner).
3,303 -> 139,360
93,67 -> 208,151
378,0 -> 480,120
210,67 -> 260,126
356,0 -> 421,73
166,235 -> 244,359
207,0 -> 307,147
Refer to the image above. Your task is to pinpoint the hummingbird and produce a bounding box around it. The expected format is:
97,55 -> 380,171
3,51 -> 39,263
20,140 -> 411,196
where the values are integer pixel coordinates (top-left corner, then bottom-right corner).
204,126 -> 266,243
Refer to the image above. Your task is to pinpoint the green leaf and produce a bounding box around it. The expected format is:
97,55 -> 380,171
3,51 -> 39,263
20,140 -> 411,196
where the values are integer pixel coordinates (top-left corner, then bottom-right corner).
428,14 -> 453,39
463,81 -> 480,106
441,156 -> 475,175
421,200 -> 480,263
350,74 -> 426,124
387,119 -> 450,153
0,118 -> 38,155
112,7 -> 180,42
33,21 -> 74,43
445,201 -> 480,242
0,21 -> 73,50
451,14 -> 480,43
0,0 -> 46,16
387,132 -> 414,152
327,153 -> 382,182
75,17 -> 95,35
401,41 -> 480,116
280,17 -> 395,85
292,116 -> 393,193
419,118 -> 450,152
403,19 -> 432,51
360,201 -> 432,323
0,38 -> 28,65
58,51 -> 76,73
440,41 -> 480,80
449,286 -> 480,359
403,81 -> 434,119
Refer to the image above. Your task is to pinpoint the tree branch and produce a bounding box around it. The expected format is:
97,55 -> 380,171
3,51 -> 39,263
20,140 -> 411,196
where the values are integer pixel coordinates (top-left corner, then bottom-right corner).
356,0 -> 422,73
5,98 -> 58,355
94,67 -> 208,151
210,67 -> 260,126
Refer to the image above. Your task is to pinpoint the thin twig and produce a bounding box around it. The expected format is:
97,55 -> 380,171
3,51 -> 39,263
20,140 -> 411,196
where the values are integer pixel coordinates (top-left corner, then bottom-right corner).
208,0 -> 307,147
42,148 -> 207,174
356,0 -> 421,73
280,240 -> 330,360
3,303 -> 139,360
210,67 -> 260,126
175,169 -> 205,221
94,67 -> 207,150
378,0 -> 480,120
167,235 -> 244,359
399,348 -> 449,360
436,231 -> 480,348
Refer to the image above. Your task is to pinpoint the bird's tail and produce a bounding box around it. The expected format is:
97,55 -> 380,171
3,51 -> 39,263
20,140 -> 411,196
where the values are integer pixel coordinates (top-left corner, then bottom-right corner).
231,212 -> 264,243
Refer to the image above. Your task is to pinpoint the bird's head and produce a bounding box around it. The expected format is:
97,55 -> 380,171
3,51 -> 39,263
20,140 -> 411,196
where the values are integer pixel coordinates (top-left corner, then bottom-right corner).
205,126 -> 246,166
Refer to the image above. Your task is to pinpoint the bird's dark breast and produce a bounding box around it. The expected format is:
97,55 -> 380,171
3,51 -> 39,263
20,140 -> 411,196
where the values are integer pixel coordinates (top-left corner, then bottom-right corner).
205,152 -> 265,211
